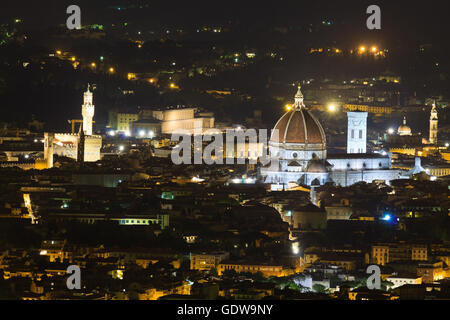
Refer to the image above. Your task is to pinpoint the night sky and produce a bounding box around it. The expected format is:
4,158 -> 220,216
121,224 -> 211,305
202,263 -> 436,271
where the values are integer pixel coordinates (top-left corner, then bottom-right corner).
1,0 -> 449,42
1,0 -> 450,130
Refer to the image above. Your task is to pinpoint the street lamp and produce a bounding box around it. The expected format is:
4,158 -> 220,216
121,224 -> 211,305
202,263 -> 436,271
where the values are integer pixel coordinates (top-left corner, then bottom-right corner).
327,104 -> 337,112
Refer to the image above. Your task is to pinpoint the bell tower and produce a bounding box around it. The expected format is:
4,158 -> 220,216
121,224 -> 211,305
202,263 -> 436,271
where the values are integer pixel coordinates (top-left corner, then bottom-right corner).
429,102 -> 438,144
347,112 -> 368,154
82,84 -> 95,136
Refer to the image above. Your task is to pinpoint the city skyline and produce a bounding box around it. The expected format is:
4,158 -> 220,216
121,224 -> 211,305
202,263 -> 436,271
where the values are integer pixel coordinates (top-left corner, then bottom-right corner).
0,0 -> 449,306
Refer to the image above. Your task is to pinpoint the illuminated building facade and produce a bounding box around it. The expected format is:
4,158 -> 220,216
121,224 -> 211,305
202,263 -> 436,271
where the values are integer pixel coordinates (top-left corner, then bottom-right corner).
217,261 -> 294,277
371,243 -> 428,266
190,252 -> 230,271
261,87 -> 401,187
153,108 -> 215,135
43,85 -> 102,168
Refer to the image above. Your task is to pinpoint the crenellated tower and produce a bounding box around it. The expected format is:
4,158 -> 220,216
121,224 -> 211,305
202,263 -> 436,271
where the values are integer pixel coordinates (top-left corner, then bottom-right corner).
429,102 -> 438,144
82,84 -> 95,136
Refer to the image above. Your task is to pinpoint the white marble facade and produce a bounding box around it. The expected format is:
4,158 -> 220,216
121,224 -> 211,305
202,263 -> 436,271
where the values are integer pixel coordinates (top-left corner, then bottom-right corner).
261,88 -> 402,187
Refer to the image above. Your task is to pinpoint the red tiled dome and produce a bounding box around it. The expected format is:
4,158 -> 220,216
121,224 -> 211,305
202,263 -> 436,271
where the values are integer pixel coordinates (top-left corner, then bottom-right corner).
270,86 -> 326,146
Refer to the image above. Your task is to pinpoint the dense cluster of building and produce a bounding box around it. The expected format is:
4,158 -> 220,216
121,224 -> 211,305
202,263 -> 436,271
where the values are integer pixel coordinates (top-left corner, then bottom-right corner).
0,4 -> 450,301
0,86 -> 449,299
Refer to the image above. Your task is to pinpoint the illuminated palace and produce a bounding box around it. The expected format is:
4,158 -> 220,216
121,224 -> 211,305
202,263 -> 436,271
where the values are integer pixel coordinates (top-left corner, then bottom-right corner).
43,85 -> 102,168
260,86 -> 402,188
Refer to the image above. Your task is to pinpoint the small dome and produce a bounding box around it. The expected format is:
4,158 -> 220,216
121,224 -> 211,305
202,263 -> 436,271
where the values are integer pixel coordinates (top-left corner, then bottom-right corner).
398,116 -> 411,136
270,86 -> 326,146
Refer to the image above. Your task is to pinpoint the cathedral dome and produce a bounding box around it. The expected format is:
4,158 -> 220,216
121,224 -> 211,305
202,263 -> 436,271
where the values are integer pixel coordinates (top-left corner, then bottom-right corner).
270,86 -> 326,146
397,116 -> 411,136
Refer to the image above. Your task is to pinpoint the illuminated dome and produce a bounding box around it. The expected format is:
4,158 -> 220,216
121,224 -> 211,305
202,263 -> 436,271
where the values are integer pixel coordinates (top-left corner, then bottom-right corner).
270,86 -> 326,147
398,116 -> 412,136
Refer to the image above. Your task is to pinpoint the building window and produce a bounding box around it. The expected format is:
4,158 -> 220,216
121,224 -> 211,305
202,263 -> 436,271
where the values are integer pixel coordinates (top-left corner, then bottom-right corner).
359,130 -> 362,139
351,129 -> 354,139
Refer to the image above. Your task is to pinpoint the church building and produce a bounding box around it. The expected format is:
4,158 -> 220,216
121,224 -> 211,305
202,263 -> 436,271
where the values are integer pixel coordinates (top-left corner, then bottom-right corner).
260,86 -> 402,188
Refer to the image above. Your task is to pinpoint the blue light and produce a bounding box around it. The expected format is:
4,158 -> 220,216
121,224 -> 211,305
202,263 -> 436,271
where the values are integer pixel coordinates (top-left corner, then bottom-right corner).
382,214 -> 391,221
